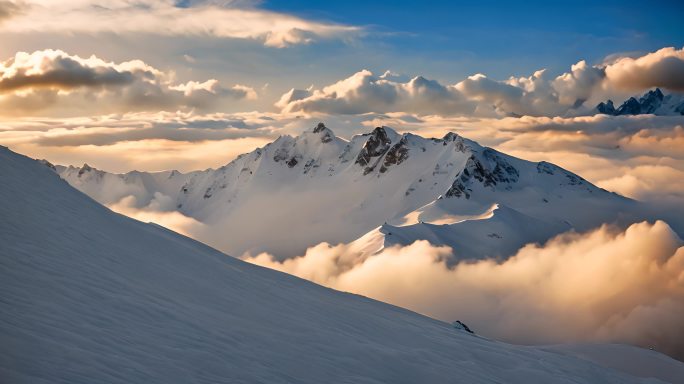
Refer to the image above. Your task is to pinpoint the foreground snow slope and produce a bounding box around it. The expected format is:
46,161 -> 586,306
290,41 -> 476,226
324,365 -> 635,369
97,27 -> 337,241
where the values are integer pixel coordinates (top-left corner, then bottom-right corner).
55,123 -> 636,259
1,147 -> 681,383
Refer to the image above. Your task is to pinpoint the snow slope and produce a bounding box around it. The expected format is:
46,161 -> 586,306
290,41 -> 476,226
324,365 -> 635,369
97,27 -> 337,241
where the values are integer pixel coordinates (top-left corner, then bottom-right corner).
1,146 -> 682,383
54,123 -> 637,260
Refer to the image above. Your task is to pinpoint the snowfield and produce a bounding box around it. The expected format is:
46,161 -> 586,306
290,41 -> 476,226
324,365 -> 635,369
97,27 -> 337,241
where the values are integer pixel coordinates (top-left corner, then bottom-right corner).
54,123 -> 640,260
2,147 -> 683,383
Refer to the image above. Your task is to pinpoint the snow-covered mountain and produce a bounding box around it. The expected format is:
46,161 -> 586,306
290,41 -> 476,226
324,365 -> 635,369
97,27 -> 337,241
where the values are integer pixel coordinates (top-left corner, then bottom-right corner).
54,123 -> 638,259
3,146 -> 684,383
595,88 -> 684,116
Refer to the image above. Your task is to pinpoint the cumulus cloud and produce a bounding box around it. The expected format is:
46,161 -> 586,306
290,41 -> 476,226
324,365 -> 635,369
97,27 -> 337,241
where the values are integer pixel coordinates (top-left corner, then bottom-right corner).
276,47 -> 684,117
0,49 -> 257,116
279,69 -> 477,116
551,60 -> 606,106
244,221 -> 684,360
0,0 -> 360,48
605,47 -> 684,91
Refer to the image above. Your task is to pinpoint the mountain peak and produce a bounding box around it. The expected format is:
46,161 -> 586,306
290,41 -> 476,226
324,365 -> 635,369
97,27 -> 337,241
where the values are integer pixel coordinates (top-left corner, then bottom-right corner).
355,126 -> 396,171
375,125 -> 398,137
312,122 -> 327,133
595,88 -> 683,116
596,100 -> 615,115
308,122 -> 336,143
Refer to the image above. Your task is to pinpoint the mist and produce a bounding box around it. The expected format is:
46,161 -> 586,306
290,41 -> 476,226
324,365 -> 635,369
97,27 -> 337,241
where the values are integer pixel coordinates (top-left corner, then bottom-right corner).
244,221 -> 684,360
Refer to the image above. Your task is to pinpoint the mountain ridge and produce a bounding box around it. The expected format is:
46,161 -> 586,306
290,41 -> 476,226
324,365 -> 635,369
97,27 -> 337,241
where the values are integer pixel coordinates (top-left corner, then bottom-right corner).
52,123 -> 636,259
595,88 -> 684,116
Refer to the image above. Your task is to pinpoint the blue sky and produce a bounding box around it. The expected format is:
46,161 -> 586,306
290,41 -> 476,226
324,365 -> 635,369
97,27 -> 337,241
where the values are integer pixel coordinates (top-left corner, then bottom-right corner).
1,0 -> 682,104
262,0 -> 684,78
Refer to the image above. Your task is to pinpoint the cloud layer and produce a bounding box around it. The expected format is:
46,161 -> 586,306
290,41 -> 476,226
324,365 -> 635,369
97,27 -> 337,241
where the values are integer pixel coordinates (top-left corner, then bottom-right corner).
0,49 -> 256,116
0,0 -> 361,48
0,0 -> 360,48
278,47 -> 684,117
244,221 -> 684,360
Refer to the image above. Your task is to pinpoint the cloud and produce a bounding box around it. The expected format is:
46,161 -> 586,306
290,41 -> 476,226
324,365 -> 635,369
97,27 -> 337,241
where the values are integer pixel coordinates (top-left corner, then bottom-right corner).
605,47 -> 684,91
0,49 -> 257,116
0,0 -> 24,21
279,70 -> 477,116
107,194 -> 206,238
276,47 -> 684,117
0,110 -> 285,172
0,0 -> 360,48
551,60 -> 606,106
244,221 -> 684,360
456,73 -> 527,116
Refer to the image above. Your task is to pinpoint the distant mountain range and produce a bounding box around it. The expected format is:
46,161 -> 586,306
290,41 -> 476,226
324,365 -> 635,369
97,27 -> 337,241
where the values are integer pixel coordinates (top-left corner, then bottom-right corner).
595,88 -> 684,116
49,123 -> 640,260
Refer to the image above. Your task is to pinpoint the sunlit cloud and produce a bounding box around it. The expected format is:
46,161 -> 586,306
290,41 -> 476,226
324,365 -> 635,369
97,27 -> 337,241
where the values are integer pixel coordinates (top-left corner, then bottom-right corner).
605,47 -> 684,91
244,221 -> 684,360
0,49 -> 257,116
107,194 -> 206,238
277,47 -> 684,117
0,111 -> 279,172
0,0 -> 24,22
0,0 -> 361,48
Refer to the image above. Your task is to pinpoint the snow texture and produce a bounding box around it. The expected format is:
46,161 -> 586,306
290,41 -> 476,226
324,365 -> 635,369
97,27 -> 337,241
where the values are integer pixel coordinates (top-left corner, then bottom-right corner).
54,124 -> 637,260
2,146 -> 682,383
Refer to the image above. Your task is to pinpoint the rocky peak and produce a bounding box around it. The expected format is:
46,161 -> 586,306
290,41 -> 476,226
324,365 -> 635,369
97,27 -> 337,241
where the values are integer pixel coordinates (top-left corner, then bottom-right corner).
596,100 -> 616,115
355,127 -> 394,168
616,97 -> 641,115
445,148 -> 519,199
78,163 -> 93,176
638,88 -> 664,114
312,122 -> 327,133
595,88 -> 680,116
379,136 -> 410,173
311,122 -> 335,143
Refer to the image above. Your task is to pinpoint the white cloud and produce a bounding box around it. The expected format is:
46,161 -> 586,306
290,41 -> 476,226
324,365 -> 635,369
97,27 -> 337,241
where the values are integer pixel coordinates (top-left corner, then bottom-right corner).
0,0 -> 361,48
0,49 -> 257,115
605,47 -> 684,91
551,60 -> 605,106
276,47 -> 684,117
279,69 -> 477,116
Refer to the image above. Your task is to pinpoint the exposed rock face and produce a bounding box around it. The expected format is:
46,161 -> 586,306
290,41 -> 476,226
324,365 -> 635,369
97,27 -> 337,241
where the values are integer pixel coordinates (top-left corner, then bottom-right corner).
536,161 -> 556,175
78,163 -> 93,176
313,122 -> 327,133
442,132 -> 469,152
379,137 -> 409,173
286,156 -> 299,168
596,100 -> 616,115
273,146 -> 290,163
356,127 -> 393,174
452,320 -> 474,334
595,88 -> 684,115
446,149 -> 519,199
313,122 -> 334,143
356,127 -> 393,165
616,97 -> 642,115
638,88 -> 664,114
